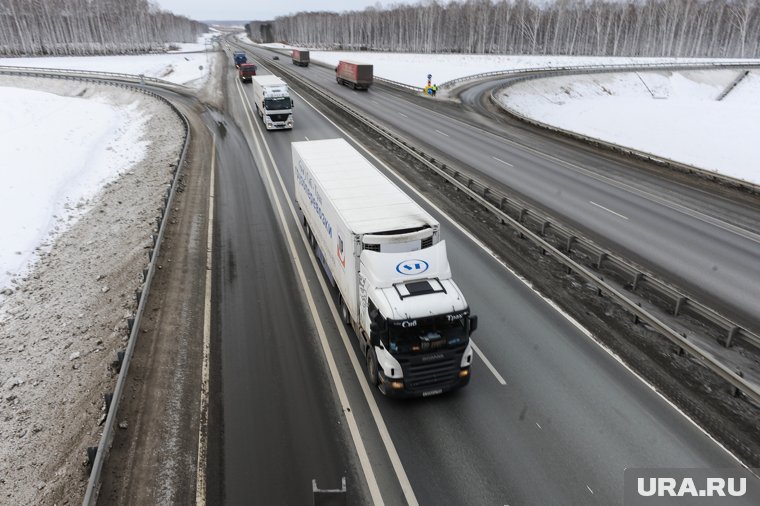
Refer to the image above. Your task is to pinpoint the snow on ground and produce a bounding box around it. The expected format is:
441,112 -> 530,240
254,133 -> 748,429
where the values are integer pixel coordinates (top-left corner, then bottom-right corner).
167,30 -> 220,53
0,32 -> 218,88
498,69 -> 760,184
0,87 -> 147,293
252,40 -> 760,183
256,42 -> 760,88
0,40 -> 222,502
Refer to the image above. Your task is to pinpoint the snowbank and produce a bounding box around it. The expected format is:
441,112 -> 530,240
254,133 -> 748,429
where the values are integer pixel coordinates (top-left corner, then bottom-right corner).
498,69 -> 760,184
255,41 -> 760,88
0,86 -> 147,292
0,32 -> 218,88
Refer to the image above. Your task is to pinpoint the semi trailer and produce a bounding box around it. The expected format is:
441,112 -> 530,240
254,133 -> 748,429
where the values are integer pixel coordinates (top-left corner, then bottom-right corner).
293,138 -> 477,397
291,49 -> 310,67
335,60 -> 373,90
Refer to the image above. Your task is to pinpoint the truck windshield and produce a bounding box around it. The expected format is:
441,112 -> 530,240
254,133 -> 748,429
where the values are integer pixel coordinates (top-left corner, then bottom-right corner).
264,97 -> 291,110
386,315 -> 468,354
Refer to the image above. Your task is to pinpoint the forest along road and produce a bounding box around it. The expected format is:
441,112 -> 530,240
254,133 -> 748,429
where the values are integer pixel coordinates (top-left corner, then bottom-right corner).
229,57 -> 743,505
248,45 -> 760,334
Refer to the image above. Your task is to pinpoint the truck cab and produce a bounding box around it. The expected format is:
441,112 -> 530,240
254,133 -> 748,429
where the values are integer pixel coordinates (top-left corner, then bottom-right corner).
359,242 -> 476,397
233,51 -> 247,67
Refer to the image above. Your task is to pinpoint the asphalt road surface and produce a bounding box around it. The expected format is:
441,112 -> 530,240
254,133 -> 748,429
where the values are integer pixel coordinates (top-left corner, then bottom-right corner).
216,55 -> 744,505
246,46 -> 760,335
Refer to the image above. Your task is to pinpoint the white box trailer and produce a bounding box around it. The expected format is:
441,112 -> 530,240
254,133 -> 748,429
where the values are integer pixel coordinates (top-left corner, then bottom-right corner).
251,75 -> 293,130
293,139 -> 478,397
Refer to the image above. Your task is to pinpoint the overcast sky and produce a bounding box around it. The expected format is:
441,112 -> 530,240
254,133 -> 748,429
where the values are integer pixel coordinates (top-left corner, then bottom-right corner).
153,0 -> 396,22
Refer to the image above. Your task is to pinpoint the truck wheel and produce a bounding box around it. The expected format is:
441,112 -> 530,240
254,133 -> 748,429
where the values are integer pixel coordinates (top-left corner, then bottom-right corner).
366,350 -> 378,386
340,299 -> 350,326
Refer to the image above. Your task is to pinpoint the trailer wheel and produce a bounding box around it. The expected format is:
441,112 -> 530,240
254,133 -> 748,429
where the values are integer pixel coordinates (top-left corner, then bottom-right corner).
366,350 -> 378,386
340,299 -> 350,326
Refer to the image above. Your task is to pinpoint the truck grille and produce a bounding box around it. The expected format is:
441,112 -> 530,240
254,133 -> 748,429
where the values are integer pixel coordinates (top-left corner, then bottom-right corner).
398,346 -> 465,392
421,237 -> 433,249
363,243 -> 380,252
269,114 -> 289,122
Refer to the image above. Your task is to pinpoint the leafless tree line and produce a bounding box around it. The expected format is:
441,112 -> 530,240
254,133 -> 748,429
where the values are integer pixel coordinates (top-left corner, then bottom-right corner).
249,0 -> 760,58
0,0 -> 207,56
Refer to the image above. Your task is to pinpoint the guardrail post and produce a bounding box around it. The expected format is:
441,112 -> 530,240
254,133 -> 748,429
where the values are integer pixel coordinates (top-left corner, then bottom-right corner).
732,370 -> 744,397
596,252 -> 607,269
313,477 -> 346,505
724,326 -> 739,348
631,272 -> 643,290
673,297 -> 686,316
565,235 -> 575,253
541,221 -> 550,235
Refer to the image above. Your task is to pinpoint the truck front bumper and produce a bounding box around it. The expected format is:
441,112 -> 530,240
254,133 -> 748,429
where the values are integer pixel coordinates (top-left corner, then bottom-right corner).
378,367 -> 470,398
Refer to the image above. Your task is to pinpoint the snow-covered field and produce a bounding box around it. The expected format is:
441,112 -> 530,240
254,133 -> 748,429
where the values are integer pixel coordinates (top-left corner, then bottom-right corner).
257,41 -> 759,88
0,87 -> 147,292
498,69 -> 760,184
257,41 -> 759,184
0,33 -> 218,88
0,35 -> 220,503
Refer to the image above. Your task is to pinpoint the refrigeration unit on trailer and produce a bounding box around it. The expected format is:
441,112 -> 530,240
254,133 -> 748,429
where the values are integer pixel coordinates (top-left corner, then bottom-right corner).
250,75 -> 294,130
293,138 -> 478,397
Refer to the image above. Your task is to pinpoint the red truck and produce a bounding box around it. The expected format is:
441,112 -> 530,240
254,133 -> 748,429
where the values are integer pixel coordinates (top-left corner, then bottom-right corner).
291,49 -> 310,67
335,60 -> 373,90
238,63 -> 257,83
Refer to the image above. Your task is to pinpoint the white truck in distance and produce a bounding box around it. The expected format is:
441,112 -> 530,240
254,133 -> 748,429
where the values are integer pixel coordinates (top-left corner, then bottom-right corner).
251,75 -> 293,130
293,139 -> 478,397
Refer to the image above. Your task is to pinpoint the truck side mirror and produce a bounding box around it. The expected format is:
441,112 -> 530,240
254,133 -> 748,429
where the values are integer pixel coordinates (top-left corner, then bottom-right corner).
469,315 -> 478,336
291,99 -> 295,109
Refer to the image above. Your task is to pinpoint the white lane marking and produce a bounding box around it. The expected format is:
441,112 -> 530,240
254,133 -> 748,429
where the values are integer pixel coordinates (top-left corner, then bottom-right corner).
196,133 -> 216,506
586,485 -> 594,494
492,156 -> 513,167
287,91 -> 511,390
356,81 -> 760,245
304,136 -> 310,141
399,112 -> 408,118
535,422 -> 542,430
435,129 -> 449,137
233,79 -> 389,505
371,99 -> 380,105
471,341 -> 507,385
589,201 -> 629,220
286,85 -> 747,468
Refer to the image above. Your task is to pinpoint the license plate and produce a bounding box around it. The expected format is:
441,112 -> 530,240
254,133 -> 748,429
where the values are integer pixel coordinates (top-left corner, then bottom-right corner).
422,389 -> 443,397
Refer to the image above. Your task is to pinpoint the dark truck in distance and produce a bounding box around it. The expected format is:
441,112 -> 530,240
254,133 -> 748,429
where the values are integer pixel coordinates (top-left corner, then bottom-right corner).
335,60 -> 373,90
238,63 -> 257,82
233,51 -> 247,67
291,49 -> 310,67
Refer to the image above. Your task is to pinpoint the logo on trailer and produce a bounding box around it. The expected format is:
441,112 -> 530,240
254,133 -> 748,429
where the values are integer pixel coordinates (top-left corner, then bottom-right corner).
395,259 -> 429,275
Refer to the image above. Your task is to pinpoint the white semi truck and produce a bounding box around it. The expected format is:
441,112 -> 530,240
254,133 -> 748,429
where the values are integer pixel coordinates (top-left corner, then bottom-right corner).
250,75 -> 293,130
293,139 -> 478,397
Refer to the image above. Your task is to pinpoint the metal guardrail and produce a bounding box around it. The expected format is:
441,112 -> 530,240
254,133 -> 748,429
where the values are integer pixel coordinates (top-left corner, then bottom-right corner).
439,60 -> 760,89
0,65 -> 192,505
483,67 -> 760,196
0,64 -> 189,89
248,45 -> 760,407
238,42 -> 426,93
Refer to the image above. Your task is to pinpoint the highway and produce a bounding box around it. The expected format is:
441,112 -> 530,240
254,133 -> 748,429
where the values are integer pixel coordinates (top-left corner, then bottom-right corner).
245,45 -> 760,333
214,54 -> 745,504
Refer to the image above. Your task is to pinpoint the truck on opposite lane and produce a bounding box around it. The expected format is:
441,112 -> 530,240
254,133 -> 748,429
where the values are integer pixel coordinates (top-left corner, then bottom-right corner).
335,60 -> 373,90
233,51 -> 247,67
293,139 -> 477,397
250,75 -> 294,130
291,49 -> 310,67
